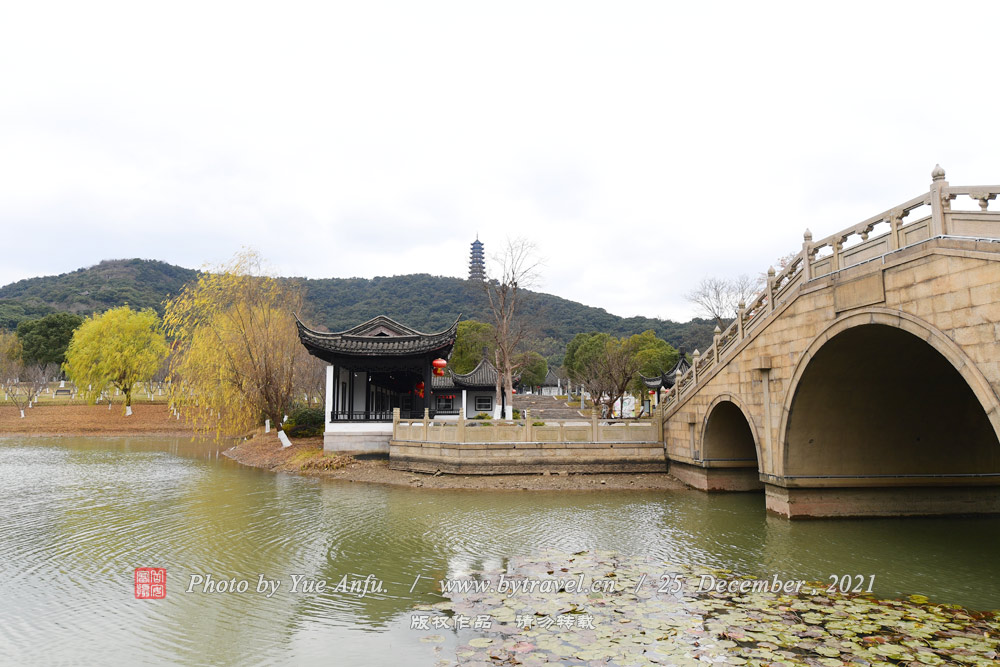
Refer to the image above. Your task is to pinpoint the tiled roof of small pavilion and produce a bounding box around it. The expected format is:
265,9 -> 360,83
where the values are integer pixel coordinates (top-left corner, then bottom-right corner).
432,356 -> 514,390
296,314 -> 460,357
640,351 -> 691,389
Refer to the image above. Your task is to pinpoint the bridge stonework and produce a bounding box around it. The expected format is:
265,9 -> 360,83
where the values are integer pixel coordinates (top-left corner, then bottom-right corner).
662,168 -> 1000,518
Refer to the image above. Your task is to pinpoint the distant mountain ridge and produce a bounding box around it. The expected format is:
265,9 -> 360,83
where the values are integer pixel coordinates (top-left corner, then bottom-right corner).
0,259 -> 716,360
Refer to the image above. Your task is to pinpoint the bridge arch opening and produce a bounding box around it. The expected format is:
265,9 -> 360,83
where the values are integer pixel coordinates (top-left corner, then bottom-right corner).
703,400 -> 759,465
784,323 -> 1000,478
694,398 -> 764,492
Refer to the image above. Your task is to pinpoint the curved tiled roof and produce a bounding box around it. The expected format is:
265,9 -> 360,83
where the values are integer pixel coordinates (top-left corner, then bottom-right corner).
431,356 -> 517,390
640,352 -> 691,389
296,314 -> 460,357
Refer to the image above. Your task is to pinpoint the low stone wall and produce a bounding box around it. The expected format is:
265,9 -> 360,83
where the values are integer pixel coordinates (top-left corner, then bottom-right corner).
324,424 -> 393,456
389,439 -> 668,475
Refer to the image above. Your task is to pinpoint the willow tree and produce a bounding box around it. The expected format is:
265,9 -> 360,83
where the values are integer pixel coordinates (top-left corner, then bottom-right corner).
63,306 -> 169,415
163,251 -> 309,440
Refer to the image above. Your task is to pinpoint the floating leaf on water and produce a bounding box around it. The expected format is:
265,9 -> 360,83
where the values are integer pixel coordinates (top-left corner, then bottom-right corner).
467,638 -> 494,648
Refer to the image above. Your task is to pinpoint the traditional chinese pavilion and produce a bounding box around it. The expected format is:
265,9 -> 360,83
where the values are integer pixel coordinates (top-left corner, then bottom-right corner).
296,314 -> 459,453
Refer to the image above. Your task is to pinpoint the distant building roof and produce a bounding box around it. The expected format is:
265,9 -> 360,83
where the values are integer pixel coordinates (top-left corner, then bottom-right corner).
639,350 -> 691,390
296,314 -> 459,362
540,368 -> 561,386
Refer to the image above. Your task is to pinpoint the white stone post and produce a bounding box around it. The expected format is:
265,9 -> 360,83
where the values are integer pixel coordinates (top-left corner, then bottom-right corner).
929,164 -> 950,236
801,229 -> 813,282
461,389 -> 467,419
766,266 -> 775,313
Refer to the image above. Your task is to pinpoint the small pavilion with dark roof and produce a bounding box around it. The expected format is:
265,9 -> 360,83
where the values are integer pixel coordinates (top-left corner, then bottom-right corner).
537,368 -> 563,396
431,353 -> 504,418
638,350 -> 691,412
296,315 -> 459,452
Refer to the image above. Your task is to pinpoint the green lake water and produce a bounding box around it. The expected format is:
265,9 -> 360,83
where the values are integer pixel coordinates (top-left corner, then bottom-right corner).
0,436 -> 997,665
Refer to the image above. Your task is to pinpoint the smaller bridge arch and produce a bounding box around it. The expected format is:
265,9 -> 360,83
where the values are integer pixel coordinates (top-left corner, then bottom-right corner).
669,394 -> 764,492
701,393 -> 761,469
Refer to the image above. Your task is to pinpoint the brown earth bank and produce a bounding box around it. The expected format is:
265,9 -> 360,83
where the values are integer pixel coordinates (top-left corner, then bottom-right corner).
224,431 -> 690,491
0,403 -> 196,436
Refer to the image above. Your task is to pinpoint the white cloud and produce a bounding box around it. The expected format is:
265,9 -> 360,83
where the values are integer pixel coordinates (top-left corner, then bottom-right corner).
2,1 -> 998,322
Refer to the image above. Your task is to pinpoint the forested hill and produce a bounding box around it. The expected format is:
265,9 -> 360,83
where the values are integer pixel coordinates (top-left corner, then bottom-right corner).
301,274 -> 716,355
0,260 -> 716,356
0,259 -> 197,328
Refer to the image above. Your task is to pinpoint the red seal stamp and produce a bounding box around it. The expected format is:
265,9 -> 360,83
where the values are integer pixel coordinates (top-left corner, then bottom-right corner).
135,568 -> 167,599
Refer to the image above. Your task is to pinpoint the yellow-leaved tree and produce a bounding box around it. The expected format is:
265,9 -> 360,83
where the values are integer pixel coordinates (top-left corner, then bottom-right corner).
63,306 -> 169,415
163,250 -> 311,440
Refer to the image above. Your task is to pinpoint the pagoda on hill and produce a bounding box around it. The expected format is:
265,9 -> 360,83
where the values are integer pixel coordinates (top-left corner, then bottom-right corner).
469,236 -> 485,281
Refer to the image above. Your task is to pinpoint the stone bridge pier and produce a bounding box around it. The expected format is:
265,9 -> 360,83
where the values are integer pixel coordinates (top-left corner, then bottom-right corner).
662,167 -> 1000,518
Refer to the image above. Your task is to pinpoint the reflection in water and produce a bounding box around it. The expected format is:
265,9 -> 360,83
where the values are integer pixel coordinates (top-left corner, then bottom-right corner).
0,436 -> 997,665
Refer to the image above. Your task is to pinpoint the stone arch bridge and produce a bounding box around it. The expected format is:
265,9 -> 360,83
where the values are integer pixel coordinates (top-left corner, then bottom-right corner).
661,167 -> 1000,518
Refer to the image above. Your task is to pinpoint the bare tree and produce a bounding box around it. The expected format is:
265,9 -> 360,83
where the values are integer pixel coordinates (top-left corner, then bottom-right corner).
27,362 -> 57,407
686,274 -> 760,326
0,332 -> 30,418
576,336 -> 643,418
295,353 -> 327,407
482,238 -> 542,418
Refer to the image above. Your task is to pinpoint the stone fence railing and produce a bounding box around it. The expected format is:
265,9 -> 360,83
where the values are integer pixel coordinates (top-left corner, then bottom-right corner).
664,165 -> 1000,414
392,407 -> 661,444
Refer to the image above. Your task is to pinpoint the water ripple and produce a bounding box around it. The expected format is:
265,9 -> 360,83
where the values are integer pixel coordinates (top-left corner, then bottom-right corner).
1,436 -> 998,665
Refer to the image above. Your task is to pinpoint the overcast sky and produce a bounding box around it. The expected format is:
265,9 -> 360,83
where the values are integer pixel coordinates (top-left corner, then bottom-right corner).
2,1 -> 998,322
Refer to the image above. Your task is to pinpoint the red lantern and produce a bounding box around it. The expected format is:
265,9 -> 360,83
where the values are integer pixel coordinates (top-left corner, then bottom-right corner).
432,367 -> 445,377
415,381 -> 425,399
432,358 -> 447,370
648,390 -> 655,395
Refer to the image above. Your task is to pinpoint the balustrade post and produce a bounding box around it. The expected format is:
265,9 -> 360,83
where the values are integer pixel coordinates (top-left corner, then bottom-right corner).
766,266 -> 775,313
736,301 -> 745,339
801,229 -> 813,281
712,325 -> 721,361
691,349 -> 701,384
392,407 -> 400,439
422,408 -> 430,441
832,238 -> 842,272
655,403 -> 664,443
457,412 -> 466,443
930,164 -> 949,236
674,369 -> 682,398
591,408 -> 599,441
525,409 -> 532,441
888,209 -> 902,250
